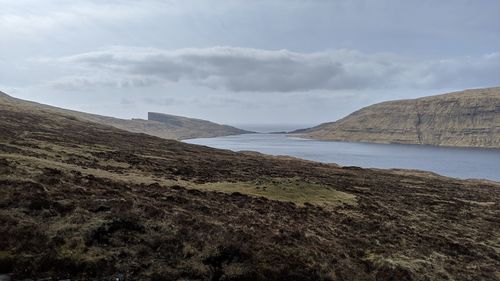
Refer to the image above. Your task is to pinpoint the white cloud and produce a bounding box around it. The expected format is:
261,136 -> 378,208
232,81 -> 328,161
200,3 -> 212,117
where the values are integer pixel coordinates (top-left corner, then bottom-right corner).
43,47 -> 500,93
46,74 -> 162,91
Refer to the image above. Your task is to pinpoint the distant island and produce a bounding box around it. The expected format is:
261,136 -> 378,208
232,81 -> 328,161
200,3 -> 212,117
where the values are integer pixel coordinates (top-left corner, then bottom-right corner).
0,91 -> 251,140
294,87 -> 500,148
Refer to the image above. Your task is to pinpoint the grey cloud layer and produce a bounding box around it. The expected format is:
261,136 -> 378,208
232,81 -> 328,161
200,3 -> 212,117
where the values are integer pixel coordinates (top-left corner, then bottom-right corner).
47,74 -> 162,91
50,47 -> 500,92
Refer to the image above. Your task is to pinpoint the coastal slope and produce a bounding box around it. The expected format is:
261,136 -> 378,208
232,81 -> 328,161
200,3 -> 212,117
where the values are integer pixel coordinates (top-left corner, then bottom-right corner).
0,91 -> 250,140
0,90 -> 499,280
298,87 -> 500,148
148,112 -> 251,139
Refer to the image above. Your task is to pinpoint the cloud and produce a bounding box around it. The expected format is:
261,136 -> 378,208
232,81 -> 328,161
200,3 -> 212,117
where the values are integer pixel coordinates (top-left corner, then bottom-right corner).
142,97 -> 180,106
45,47 -> 500,92
120,98 -> 134,106
45,74 -> 162,91
0,0 -> 165,36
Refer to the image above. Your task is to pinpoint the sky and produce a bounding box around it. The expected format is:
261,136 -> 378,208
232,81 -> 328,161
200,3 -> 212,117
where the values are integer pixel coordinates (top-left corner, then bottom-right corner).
1,0 -> 499,127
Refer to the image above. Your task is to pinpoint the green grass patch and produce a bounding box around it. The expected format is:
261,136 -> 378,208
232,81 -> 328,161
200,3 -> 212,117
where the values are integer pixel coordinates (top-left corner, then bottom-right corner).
0,153 -> 178,187
193,178 -> 356,207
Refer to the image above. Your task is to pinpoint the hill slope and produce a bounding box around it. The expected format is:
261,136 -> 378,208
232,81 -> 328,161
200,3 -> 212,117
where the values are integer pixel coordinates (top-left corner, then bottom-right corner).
0,92 -> 499,280
298,87 -> 500,148
0,91 -> 250,140
148,112 -> 251,139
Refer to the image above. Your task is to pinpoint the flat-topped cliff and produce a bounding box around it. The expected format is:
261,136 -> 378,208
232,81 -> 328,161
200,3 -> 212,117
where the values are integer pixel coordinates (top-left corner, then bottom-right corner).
298,87 -> 500,148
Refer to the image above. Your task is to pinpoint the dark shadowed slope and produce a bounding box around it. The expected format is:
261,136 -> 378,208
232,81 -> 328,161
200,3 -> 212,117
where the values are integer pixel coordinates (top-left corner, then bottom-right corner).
0,91 -> 250,140
0,91 -> 499,280
296,87 -> 500,148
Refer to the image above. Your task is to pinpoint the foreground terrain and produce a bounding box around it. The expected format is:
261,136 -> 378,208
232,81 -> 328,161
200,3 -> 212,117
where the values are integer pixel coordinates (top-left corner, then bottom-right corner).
296,87 -> 500,148
0,94 -> 499,280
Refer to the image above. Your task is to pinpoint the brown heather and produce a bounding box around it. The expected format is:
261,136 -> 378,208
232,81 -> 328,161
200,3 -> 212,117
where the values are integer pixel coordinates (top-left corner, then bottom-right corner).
0,91 -> 499,280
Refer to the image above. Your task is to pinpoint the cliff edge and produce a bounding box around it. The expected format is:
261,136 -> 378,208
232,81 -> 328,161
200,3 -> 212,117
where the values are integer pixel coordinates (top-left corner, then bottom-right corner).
298,87 -> 500,148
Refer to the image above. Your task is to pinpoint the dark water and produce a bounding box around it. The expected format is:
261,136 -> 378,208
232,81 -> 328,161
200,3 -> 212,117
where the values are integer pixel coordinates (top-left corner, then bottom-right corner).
232,124 -> 315,133
185,133 -> 500,182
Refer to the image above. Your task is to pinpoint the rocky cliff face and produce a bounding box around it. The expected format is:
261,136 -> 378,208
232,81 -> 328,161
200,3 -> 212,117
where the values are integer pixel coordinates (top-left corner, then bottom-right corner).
300,87 -> 500,148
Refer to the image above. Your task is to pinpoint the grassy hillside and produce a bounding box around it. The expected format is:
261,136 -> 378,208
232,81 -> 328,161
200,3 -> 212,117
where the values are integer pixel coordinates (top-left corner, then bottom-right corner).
0,93 -> 499,280
297,87 -> 500,148
148,112 -> 251,139
0,91 -> 250,140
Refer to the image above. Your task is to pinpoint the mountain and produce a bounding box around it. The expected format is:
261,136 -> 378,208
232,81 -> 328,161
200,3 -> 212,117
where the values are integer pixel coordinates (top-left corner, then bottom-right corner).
296,87 -> 500,148
0,91 -> 250,140
1,91 -> 499,280
148,112 -> 251,139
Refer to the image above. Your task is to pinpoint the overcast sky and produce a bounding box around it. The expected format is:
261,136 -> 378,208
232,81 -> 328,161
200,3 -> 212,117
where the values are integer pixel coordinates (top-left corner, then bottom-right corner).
1,0 -> 499,127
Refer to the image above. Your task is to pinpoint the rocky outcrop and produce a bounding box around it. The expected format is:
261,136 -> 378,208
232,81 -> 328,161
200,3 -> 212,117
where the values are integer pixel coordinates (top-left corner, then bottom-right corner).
298,87 -> 500,148
0,91 -> 250,140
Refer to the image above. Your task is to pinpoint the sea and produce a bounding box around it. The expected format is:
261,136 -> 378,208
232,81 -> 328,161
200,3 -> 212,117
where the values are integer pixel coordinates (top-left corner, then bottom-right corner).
184,125 -> 500,182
